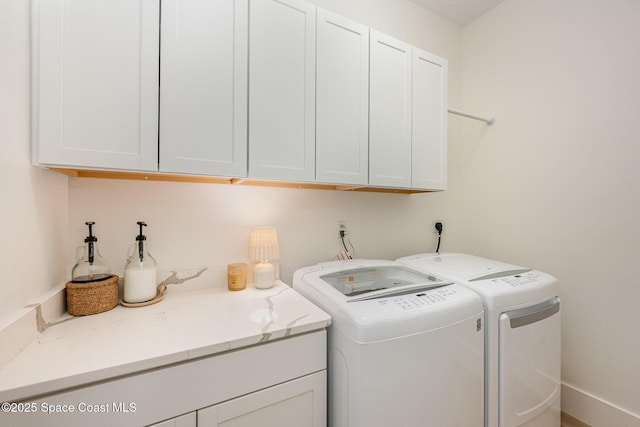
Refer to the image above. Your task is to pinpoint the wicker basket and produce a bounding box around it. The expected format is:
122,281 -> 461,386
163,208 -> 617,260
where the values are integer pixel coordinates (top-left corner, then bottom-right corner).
66,275 -> 119,316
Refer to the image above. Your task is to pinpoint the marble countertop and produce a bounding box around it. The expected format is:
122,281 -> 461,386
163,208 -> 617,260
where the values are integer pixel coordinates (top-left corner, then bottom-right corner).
0,282 -> 331,403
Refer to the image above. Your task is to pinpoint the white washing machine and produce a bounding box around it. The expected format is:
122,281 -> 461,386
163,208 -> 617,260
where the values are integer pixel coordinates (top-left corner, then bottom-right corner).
292,259 -> 484,427
396,253 -> 560,427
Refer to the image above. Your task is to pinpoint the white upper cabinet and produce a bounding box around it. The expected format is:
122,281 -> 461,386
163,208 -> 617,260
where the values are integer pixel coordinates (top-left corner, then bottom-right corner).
160,0 -> 248,177
368,30 -> 412,188
369,30 -> 448,190
248,0 -> 316,182
32,0 -> 447,191
32,0 -> 159,171
315,9 -> 369,186
412,49 -> 447,190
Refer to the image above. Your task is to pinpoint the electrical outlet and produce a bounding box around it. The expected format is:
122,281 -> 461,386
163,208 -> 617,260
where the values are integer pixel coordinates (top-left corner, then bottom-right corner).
433,220 -> 444,233
338,220 -> 348,237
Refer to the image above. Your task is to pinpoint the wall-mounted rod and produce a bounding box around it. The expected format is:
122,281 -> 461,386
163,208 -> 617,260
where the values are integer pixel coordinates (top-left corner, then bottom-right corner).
448,108 -> 495,125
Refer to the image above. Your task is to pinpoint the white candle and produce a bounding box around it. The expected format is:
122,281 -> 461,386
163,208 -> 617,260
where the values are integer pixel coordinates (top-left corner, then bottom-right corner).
124,265 -> 157,303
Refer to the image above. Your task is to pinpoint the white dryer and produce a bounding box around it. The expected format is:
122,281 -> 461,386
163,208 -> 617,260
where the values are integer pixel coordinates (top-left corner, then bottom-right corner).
293,259 -> 484,427
396,253 -> 560,427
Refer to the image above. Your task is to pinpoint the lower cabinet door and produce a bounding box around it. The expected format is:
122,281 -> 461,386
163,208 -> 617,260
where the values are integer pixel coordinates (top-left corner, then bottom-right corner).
197,371 -> 326,427
148,412 -> 197,427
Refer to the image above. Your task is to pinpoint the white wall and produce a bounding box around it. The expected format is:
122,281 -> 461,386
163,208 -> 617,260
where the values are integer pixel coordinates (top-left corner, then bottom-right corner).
461,0 -> 640,423
0,0 -> 68,325
68,180 -> 448,288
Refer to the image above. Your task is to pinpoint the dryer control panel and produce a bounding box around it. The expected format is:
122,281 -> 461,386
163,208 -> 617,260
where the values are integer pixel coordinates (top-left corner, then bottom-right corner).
498,271 -> 544,288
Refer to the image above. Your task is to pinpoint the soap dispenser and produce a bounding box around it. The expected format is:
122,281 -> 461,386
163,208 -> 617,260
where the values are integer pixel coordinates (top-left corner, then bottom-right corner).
71,221 -> 111,283
66,221 -> 118,316
123,221 -> 158,303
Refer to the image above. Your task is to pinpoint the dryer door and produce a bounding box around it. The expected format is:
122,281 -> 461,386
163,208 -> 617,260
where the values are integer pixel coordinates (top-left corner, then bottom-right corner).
499,298 -> 561,427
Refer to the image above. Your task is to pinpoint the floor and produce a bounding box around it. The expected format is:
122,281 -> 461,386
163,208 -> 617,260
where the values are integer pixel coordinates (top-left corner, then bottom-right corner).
561,412 -> 591,427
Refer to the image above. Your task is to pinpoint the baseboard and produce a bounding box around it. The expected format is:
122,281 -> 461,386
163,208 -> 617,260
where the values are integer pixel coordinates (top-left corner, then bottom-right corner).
562,382 -> 640,426
562,411 -> 590,427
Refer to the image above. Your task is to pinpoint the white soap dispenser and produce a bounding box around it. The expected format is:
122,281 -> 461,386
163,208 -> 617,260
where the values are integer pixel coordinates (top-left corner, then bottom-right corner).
123,221 -> 158,303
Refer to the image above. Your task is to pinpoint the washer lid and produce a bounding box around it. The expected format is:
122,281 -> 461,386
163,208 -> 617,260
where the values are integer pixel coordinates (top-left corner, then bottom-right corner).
292,260 -> 453,304
319,265 -> 446,300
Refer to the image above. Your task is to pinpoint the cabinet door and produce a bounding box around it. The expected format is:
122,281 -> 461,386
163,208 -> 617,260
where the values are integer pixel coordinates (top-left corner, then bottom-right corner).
148,412 -> 197,427
368,30 -> 412,188
198,371 -> 326,427
248,0 -> 316,182
160,0 -> 248,177
33,0 -> 159,171
316,9 -> 369,185
412,49 -> 447,190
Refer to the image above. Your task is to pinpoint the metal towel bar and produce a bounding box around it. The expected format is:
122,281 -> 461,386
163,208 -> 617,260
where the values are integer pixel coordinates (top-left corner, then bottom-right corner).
448,108 -> 495,125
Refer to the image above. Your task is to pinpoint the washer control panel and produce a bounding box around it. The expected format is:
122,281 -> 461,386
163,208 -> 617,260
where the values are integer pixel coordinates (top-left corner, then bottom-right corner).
376,287 -> 458,312
347,283 -> 480,323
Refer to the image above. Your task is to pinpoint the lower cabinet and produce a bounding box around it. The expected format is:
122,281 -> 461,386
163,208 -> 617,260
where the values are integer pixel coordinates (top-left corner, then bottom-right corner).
148,412 -> 196,427
149,372 -> 325,427
198,372 -> 325,427
4,331 -> 326,427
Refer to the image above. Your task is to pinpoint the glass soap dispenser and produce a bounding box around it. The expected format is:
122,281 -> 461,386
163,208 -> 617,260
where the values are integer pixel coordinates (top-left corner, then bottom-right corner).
71,222 -> 111,283
123,221 -> 158,303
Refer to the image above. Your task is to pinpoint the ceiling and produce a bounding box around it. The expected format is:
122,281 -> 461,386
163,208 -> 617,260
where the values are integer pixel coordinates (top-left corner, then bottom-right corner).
409,0 -> 506,27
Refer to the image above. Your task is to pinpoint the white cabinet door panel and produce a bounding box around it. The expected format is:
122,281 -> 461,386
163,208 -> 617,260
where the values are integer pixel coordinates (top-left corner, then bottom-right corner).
160,0 -> 248,177
198,371 -> 326,427
33,0 -> 159,171
412,49 -> 447,190
148,412 -> 197,427
316,9 -> 369,185
249,0 -> 316,182
368,30 -> 412,188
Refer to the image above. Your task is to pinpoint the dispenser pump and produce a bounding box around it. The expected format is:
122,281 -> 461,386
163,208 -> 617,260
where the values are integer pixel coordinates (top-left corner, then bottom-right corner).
136,221 -> 147,262
71,221 -> 111,283
85,221 -> 97,264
